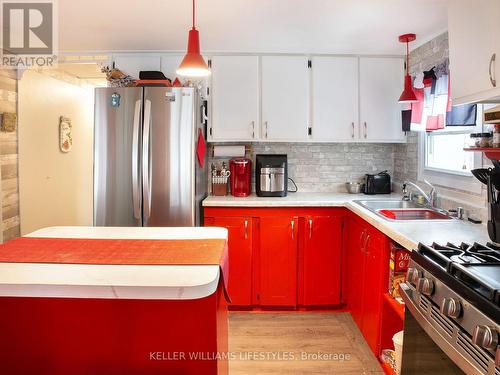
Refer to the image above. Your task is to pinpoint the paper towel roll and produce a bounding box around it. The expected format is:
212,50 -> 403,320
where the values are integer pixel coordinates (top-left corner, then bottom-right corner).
213,145 -> 246,158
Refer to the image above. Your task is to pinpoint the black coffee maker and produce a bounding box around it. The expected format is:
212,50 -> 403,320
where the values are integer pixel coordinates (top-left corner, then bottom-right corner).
472,166 -> 500,243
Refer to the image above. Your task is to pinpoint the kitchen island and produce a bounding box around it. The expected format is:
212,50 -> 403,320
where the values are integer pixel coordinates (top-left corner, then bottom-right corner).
0,226 -> 229,375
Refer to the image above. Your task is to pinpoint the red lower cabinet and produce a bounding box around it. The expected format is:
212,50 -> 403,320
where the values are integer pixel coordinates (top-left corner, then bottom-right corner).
204,217 -> 253,306
344,215 -> 389,356
361,231 -> 387,354
204,207 -> 345,309
259,216 -> 298,306
344,217 -> 367,328
302,216 -> 342,306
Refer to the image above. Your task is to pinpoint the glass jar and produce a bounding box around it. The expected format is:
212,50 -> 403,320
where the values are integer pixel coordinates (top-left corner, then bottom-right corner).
493,124 -> 500,148
478,132 -> 493,148
469,133 -> 481,147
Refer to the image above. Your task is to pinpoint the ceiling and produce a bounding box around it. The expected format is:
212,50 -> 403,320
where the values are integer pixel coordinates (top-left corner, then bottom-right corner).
58,0 -> 448,55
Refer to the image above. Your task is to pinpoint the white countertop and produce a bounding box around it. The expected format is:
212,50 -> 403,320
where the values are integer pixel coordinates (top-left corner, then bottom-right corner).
203,193 -> 490,250
0,226 -> 228,300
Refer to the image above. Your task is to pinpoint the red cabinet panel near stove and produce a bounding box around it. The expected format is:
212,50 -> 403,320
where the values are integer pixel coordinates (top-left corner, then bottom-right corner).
344,215 -> 389,356
302,216 -> 342,306
259,216 -> 298,306
361,230 -> 387,355
344,217 -> 367,328
204,217 -> 253,306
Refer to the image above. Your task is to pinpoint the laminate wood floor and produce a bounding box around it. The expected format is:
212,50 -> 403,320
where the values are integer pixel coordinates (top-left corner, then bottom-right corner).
228,312 -> 384,375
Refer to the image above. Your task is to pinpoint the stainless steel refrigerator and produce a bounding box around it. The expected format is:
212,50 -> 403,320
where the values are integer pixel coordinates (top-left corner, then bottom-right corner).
94,87 -> 208,227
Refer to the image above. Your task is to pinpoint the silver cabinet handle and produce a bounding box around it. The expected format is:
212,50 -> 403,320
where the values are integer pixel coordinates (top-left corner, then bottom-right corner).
291,220 -> 295,240
244,219 -> 248,240
351,122 -> 355,138
251,121 -> 255,138
265,121 -> 269,139
309,219 -> 313,239
131,99 -> 142,220
364,122 -> 367,139
489,53 -> 497,87
142,99 -> 152,221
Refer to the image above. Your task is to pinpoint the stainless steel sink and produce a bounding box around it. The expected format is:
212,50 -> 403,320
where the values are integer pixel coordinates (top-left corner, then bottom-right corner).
355,200 -> 422,210
353,199 -> 453,221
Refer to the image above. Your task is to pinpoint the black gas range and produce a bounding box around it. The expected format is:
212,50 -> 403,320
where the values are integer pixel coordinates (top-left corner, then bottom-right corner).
399,242 -> 500,375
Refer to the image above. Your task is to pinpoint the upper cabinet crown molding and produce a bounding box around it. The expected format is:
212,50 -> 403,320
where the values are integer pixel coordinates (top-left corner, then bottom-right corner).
448,0 -> 500,104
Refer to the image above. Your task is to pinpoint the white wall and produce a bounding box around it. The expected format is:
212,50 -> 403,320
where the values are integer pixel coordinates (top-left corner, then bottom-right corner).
18,70 -> 94,234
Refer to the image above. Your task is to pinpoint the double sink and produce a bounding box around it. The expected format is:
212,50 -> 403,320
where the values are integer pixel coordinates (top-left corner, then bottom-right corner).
354,199 -> 452,221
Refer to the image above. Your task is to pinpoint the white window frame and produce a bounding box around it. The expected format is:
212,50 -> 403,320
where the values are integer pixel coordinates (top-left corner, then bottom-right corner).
418,106 -> 483,194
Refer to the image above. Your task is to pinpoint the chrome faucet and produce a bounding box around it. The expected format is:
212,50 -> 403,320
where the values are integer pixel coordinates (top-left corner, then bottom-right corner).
402,180 -> 438,208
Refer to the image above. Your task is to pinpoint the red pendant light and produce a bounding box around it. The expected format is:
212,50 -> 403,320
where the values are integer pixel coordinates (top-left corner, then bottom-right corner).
398,33 -> 417,104
177,0 -> 211,77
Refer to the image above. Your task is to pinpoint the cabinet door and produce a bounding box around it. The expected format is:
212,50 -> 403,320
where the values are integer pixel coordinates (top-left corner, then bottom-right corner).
303,216 -> 342,305
261,56 -> 309,141
361,230 -> 387,355
210,56 -> 260,141
112,55 -> 161,79
448,0 -> 500,102
344,218 -> 367,329
259,216 -> 298,306
204,217 -> 253,306
359,57 -> 405,142
312,57 -> 359,141
160,55 -> 183,81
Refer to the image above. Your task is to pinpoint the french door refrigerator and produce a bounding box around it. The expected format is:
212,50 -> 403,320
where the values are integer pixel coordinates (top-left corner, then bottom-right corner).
94,87 -> 207,227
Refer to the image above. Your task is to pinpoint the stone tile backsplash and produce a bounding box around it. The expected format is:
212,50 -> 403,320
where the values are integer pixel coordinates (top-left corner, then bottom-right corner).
210,142 -> 395,193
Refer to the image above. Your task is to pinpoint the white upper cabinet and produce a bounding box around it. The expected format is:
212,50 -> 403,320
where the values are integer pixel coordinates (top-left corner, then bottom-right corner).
359,57 -> 405,143
261,56 -> 309,141
448,0 -> 500,104
112,55 -> 161,79
210,56 -> 260,141
311,56 -> 359,141
160,55 -> 183,81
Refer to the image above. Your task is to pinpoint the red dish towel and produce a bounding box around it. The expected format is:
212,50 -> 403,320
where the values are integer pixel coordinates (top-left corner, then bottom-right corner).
196,128 -> 206,168
0,237 -> 229,296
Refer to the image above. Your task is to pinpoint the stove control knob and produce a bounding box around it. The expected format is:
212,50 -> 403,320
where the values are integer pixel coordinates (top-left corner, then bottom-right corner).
472,325 -> 498,350
416,277 -> 435,296
406,268 -> 422,286
405,268 -> 414,283
440,298 -> 462,319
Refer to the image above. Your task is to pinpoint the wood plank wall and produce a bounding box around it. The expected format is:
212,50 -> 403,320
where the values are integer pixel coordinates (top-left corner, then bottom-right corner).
0,69 -> 20,242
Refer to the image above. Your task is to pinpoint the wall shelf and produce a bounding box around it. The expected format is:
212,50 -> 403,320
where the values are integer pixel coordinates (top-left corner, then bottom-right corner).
464,147 -> 500,160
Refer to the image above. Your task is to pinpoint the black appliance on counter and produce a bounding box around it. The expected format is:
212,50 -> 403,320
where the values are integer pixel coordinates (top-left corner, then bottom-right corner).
256,154 -> 287,197
400,242 -> 500,374
363,171 -> 391,195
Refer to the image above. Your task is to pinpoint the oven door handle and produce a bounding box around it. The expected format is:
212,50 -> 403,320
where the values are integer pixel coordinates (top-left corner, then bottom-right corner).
399,283 -> 485,375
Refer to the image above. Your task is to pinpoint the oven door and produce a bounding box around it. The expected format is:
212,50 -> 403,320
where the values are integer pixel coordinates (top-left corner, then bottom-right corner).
400,283 -> 468,374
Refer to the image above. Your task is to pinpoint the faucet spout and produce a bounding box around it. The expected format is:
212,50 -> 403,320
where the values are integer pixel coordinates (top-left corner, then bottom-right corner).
402,180 -> 437,207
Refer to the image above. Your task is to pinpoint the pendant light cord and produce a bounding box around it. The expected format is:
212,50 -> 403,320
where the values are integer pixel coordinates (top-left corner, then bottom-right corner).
192,0 -> 196,29
406,40 -> 409,75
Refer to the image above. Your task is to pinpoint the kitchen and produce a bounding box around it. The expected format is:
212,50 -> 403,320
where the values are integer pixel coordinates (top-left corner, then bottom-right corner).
0,0 -> 498,374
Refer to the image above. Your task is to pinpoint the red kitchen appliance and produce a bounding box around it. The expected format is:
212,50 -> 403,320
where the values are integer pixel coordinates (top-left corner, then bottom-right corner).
229,158 -> 251,197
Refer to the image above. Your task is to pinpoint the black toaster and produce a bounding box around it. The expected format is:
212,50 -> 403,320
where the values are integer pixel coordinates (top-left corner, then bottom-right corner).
364,171 -> 391,195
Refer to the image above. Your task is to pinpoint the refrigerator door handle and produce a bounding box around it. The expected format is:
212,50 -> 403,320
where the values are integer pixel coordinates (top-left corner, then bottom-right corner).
142,99 -> 152,221
132,99 -> 141,220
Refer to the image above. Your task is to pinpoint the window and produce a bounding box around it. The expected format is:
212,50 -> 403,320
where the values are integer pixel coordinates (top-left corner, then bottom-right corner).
424,130 -> 476,175
418,106 -> 483,194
